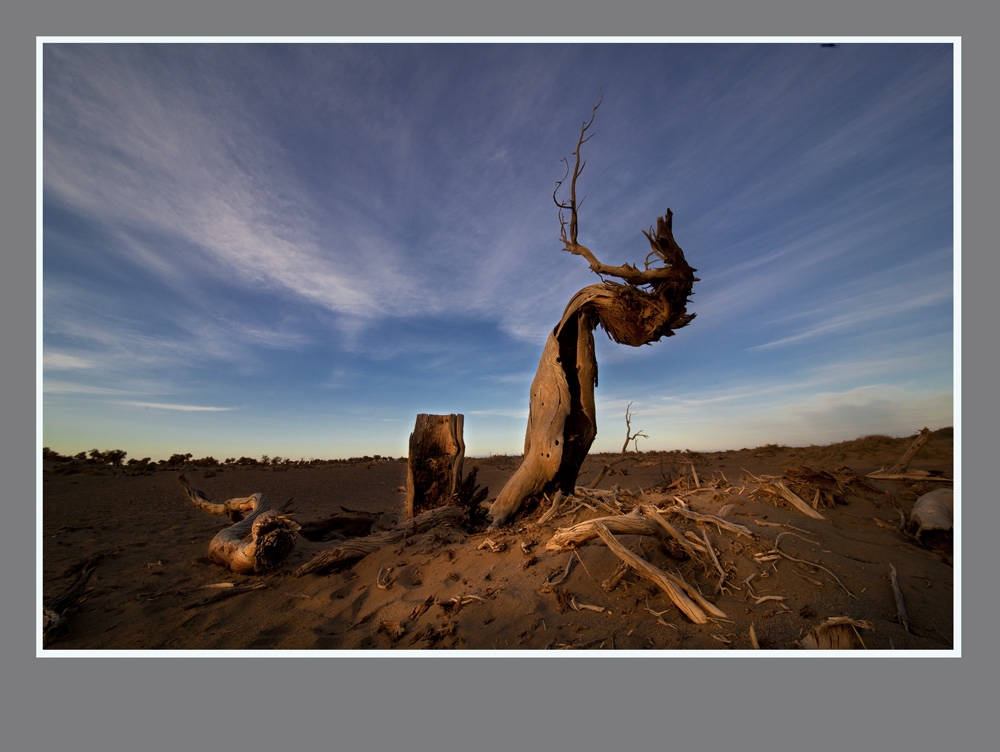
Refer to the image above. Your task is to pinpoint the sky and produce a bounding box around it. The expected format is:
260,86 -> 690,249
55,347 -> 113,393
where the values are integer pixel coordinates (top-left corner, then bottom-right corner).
40,40 -> 956,462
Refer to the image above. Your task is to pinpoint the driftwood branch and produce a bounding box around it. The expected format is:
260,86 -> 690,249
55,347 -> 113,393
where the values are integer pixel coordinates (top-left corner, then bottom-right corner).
639,503 -> 705,557
660,506 -> 756,539
773,482 -> 826,520
700,530 -> 727,592
545,510 -> 661,551
885,428 -> 931,475
592,523 -> 722,624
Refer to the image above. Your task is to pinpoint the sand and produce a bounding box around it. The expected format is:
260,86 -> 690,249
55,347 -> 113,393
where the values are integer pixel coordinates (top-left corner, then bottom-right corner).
41,431 -> 954,652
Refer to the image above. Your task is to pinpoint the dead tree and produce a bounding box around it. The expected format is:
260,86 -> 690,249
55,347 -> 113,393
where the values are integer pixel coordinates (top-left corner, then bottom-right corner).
586,401 -> 648,488
488,98 -> 698,528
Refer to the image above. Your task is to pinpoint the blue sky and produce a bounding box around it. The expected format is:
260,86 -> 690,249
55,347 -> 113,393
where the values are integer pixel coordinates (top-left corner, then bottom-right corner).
40,40 -> 956,461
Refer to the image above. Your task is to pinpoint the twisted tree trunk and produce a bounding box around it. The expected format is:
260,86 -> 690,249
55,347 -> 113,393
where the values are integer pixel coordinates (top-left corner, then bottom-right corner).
488,100 -> 697,528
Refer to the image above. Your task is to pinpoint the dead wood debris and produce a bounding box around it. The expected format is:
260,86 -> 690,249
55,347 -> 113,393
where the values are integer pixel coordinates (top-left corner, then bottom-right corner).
798,617 -> 873,650
183,582 -> 267,610
889,564 -> 911,634
593,522 -> 725,624
541,552 -> 577,593
602,561 -> 632,591
376,565 -> 396,590
477,537 -> 504,553
536,491 -> 564,526
661,506 -> 756,539
771,481 -> 826,520
772,532 -> 855,599
700,530 -> 727,593
570,595 -> 607,614
179,473 -> 300,574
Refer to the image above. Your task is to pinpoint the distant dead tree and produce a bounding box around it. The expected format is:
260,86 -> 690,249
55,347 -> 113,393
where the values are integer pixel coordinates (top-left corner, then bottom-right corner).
488,97 -> 698,528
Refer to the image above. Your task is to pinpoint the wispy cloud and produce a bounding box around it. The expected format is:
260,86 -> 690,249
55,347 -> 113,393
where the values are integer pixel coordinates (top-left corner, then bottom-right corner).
116,401 -> 236,412
43,352 -> 96,370
44,381 -> 137,396
750,288 -> 952,350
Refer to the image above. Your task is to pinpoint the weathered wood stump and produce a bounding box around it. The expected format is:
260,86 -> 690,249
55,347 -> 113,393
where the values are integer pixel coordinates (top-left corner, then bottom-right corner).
405,413 -> 465,519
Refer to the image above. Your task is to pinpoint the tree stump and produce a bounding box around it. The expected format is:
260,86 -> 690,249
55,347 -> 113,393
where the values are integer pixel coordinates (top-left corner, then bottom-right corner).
405,414 -> 465,519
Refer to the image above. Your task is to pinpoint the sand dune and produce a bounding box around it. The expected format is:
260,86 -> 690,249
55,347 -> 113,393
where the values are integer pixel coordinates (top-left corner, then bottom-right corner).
41,432 -> 954,652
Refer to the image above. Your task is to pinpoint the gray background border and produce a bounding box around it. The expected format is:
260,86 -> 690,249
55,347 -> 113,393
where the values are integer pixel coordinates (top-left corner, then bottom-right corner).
6,1 -> 994,749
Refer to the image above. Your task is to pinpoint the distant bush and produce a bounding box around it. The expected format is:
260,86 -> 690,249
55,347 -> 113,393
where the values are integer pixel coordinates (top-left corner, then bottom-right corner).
42,447 -> 69,462
750,443 -> 788,457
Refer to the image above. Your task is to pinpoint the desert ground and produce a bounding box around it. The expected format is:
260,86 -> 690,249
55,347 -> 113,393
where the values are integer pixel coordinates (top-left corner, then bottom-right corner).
41,429 -> 954,652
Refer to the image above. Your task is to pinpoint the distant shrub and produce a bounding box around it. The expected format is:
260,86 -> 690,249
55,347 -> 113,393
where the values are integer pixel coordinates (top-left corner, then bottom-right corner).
43,447 -> 69,462
750,443 -> 788,457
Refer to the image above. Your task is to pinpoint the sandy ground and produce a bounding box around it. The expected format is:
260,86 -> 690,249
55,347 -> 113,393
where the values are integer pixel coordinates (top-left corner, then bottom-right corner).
41,431 -> 954,652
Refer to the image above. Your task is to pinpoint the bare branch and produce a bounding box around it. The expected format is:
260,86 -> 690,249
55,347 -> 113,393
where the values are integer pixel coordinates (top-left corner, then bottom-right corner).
554,92 -> 603,250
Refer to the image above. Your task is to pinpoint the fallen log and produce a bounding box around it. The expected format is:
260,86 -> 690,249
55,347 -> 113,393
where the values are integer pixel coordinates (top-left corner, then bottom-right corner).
179,473 -> 300,574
